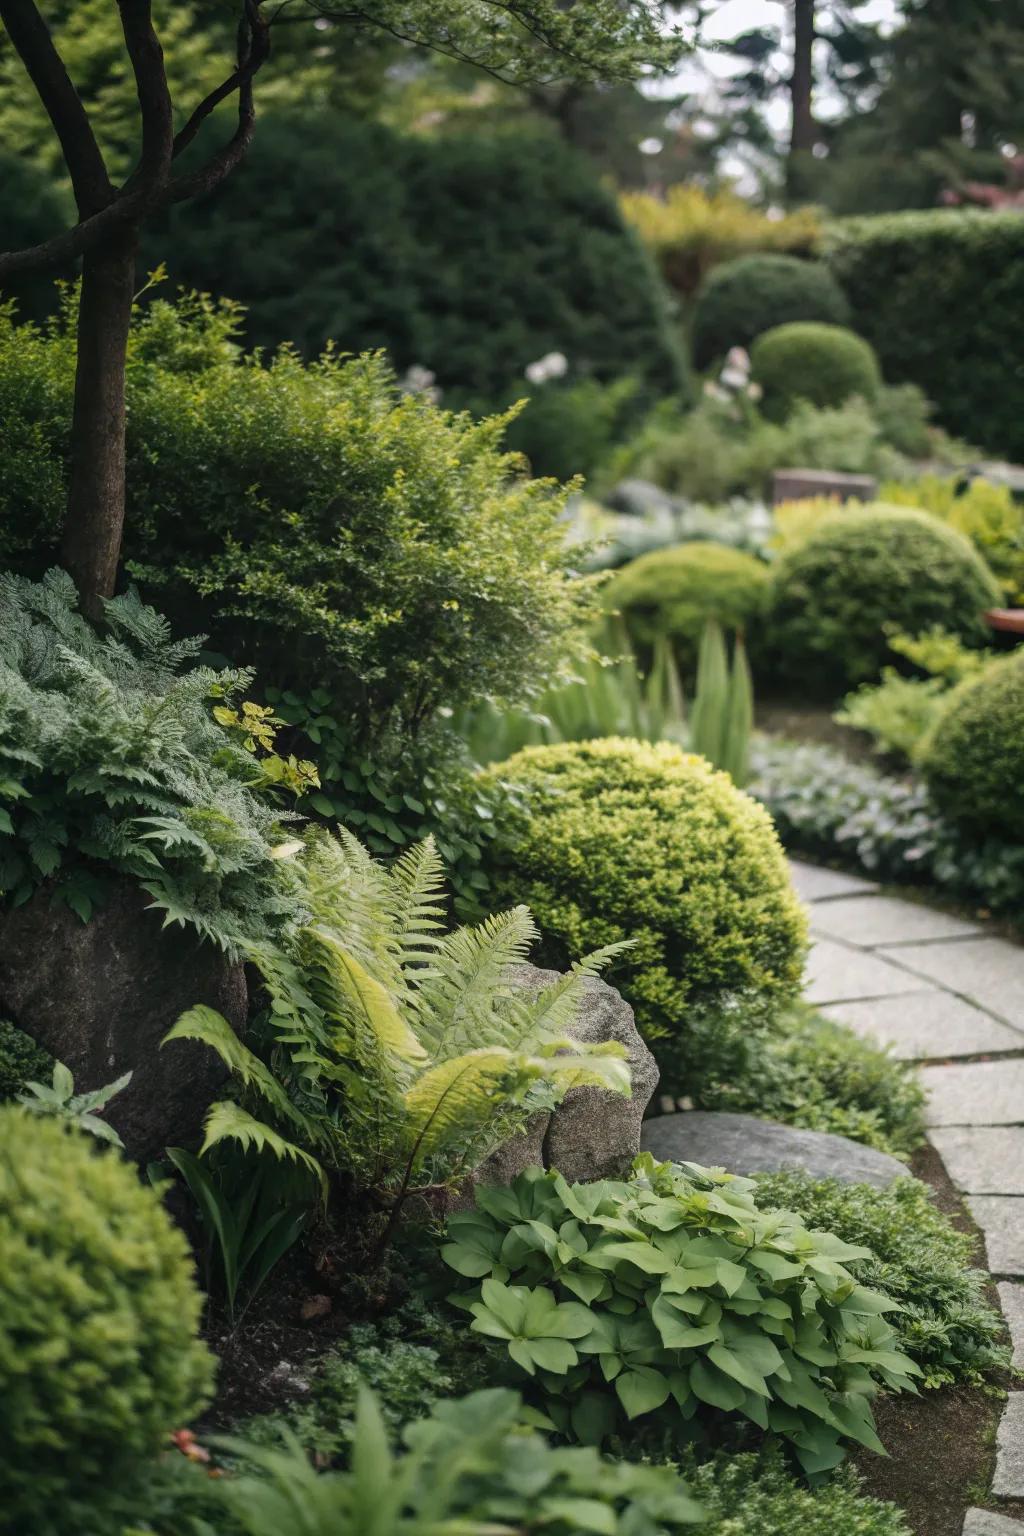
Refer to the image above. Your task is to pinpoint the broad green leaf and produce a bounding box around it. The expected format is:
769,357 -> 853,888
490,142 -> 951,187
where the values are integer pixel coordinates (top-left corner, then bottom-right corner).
615,1366 -> 670,1419
690,1358 -> 745,1412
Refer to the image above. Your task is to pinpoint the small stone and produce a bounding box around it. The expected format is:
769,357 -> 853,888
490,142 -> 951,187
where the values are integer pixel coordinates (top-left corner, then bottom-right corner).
804,938 -> 923,1006
300,1294 -> 332,1322
641,1111 -> 907,1188
922,1059 -> 1024,1128
967,1198 -> 1024,1272
993,1394 -> 1024,1498
787,860 -> 879,903
962,1510 -> 1024,1534
892,938 -> 1024,1029
929,1128 -> 1024,1194
810,894 -> 983,949
822,992 -> 1023,1061
997,1283 -> 1024,1370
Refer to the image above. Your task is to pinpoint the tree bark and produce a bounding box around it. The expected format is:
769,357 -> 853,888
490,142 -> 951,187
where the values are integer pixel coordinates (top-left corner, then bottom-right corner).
59,229 -> 138,618
790,0 -> 816,155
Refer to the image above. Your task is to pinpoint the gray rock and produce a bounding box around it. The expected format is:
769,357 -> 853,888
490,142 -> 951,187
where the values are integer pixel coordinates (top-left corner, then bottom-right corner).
641,1110 -> 907,1187
963,1510 -> 1024,1534
0,879 -> 246,1160
471,966 -> 659,1190
787,859 -> 878,903
993,1394 -> 1024,1498
822,992 -> 1024,1061
968,1197 -> 1024,1272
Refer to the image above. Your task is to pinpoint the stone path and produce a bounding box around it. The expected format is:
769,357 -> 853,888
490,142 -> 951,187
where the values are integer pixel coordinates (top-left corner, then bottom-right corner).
789,860 -> 1024,1529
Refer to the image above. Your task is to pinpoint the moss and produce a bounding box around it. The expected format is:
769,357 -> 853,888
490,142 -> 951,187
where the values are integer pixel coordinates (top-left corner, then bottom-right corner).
606,541 -> 769,674
751,321 -> 881,421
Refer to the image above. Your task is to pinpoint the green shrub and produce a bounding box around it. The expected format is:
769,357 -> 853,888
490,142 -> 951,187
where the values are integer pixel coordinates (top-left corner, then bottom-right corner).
607,542 -> 770,673
827,209 -> 1024,460
0,1018 -> 52,1101
687,1005 -> 925,1157
684,1450 -> 911,1534
755,1172 -> 1009,1388
0,1107 -> 214,1520
921,651 -> 1024,840
835,670 -> 950,763
765,505 -> 1000,691
443,1161 -> 920,1475
691,255 -> 851,371
480,738 -> 807,1051
881,474 -> 1024,604
152,112 -> 688,409
751,322 -> 882,422
872,382 -> 935,458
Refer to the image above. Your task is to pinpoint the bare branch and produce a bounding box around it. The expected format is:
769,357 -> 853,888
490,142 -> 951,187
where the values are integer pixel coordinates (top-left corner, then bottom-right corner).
165,0 -> 271,202
117,0 -> 174,187
0,194 -> 145,279
0,0 -> 111,215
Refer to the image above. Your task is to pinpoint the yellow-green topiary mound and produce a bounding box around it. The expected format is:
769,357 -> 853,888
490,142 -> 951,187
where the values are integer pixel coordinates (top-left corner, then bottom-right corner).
921,651 -> 1024,840
480,737 -> 807,1057
0,1108 -> 214,1519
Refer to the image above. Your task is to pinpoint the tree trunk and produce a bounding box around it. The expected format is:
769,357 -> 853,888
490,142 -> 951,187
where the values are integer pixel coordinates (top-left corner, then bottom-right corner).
59,227 -> 138,620
787,0 -> 817,201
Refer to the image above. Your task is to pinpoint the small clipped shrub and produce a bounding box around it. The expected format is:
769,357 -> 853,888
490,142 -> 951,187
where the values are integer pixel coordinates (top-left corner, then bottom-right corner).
691,254 -> 851,371
443,1161 -> 920,1474
766,505 -> 1000,690
881,474 -> 1024,604
921,651 -> 1024,840
751,322 -> 881,422
0,1018 -> 52,1101
607,542 -> 770,674
0,1108 -> 214,1520
480,738 -> 807,1049
684,1450 -> 911,1534
755,1173 -> 1009,1389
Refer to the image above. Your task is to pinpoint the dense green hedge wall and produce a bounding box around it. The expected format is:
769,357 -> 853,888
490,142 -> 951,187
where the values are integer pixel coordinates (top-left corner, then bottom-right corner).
150,113 -> 689,413
827,210 -> 1024,458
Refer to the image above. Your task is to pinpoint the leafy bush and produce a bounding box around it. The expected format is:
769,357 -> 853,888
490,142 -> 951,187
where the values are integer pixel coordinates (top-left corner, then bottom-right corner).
684,1449 -> 911,1534
170,830 -> 631,1227
921,651 -> 1024,839
0,569 -> 305,948
872,383 -> 936,458
443,1160 -> 920,1474
691,255 -> 851,371
765,506 -> 1000,690
607,542 -> 770,673
500,374 -> 643,481
880,474 -> 1024,603
153,112 -> 688,408
0,1107 -> 214,1521
0,1018 -> 52,1101
622,184 -> 821,301
749,736 -> 1024,915
835,671 -> 950,762
751,323 -> 882,422
755,1172 -> 1009,1388
480,738 -> 807,1052
687,1005 -> 925,1157
827,209 -> 1024,460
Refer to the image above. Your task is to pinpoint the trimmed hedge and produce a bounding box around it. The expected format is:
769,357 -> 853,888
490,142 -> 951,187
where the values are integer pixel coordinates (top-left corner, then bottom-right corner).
766,504 -> 1000,690
691,254 -> 850,371
481,737 -> 807,1051
827,209 -> 1024,459
0,1109 -> 213,1520
922,651 -> 1024,840
751,322 -> 881,422
606,541 -> 770,673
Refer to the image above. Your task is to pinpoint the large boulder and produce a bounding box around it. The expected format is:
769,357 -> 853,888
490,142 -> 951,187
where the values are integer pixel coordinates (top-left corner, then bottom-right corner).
642,1109 -> 906,1187
0,880 -> 246,1160
471,965 -> 659,1190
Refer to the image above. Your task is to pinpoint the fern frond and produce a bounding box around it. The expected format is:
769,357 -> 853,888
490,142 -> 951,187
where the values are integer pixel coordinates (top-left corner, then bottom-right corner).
199,1101 -> 326,1196
163,1005 -> 316,1137
520,941 -> 635,1044
307,929 -> 426,1063
416,905 -> 538,1056
402,1048 -> 526,1169
389,835 -> 447,963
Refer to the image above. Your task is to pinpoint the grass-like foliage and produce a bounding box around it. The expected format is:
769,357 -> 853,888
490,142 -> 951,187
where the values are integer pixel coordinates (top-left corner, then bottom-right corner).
169,831 -> 631,1230
755,1172 -> 1010,1389
443,1159 -> 920,1478
0,568 -> 305,949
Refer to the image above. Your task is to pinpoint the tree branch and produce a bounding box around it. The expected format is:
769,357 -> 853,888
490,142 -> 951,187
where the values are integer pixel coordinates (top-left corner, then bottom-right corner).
0,193 -> 146,279
117,0 -> 174,187
165,1 -> 271,202
0,0 -> 111,215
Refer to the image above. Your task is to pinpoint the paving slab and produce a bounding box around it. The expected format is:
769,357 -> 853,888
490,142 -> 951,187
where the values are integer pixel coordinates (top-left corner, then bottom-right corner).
889,938 -> 1024,1028
967,1198 -> 1024,1273
810,893 -> 984,948
997,1282 -> 1024,1370
963,1511 -> 1024,1534
993,1393 -> 1024,1498
787,860 -> 879,903
803,938 -> 926,1005
928,1128 -> 1024,1194
921,1059 -> 1024,1128
822,992 -> 1024,1060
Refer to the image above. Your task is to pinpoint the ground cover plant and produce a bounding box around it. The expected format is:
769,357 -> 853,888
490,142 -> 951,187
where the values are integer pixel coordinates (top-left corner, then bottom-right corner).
443,1159 -> 920,1476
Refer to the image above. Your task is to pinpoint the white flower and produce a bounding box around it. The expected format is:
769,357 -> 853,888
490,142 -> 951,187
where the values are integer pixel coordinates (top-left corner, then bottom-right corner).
525,351 -> 569,385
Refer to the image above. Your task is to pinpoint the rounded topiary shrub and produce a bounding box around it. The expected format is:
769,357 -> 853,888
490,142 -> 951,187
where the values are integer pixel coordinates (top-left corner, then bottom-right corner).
480,738 -> 807,1059
751,322 -> 882,422
606,541 -> 770,673
0,1109 -> 214,1519
766,505 -> 1000,690
691,254 -> 851,371
921,652 -> 1024,839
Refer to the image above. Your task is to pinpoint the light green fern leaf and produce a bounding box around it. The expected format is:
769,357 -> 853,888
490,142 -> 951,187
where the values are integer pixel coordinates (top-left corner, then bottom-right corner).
199,1101 -> 326,1196
163,1005 -> 316,1137
308,928 -> 427,1063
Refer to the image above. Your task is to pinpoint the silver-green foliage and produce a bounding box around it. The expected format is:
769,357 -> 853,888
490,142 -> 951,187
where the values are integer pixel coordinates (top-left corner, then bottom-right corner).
442,1159 -> 919,1478
0,568 -> 301,948
168,831 -> 631,1210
